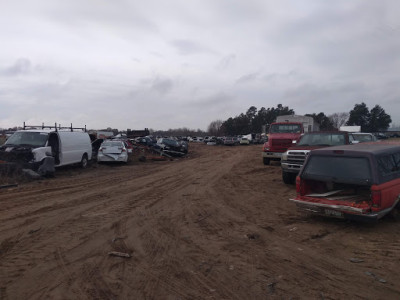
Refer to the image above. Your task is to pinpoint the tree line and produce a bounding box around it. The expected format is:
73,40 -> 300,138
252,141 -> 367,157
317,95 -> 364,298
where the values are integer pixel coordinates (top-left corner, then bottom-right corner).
208,102 -> 391,136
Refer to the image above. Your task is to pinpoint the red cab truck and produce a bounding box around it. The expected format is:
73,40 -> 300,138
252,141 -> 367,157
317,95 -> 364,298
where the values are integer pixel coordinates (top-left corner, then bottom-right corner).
262,122 -> 303,165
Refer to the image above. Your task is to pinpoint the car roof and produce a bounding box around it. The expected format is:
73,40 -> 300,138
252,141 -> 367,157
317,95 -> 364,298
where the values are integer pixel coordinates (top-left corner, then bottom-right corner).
352,132 -> 373,135
303,131 -> 348,135
311,142 -> 400,156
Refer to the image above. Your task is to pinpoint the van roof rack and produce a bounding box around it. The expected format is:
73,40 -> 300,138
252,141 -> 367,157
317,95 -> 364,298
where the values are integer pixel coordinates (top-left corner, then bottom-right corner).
23,122 -> 87,132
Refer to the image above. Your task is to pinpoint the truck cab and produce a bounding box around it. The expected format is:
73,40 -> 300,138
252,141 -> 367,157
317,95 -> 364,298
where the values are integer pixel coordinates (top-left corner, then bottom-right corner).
281,131 -> 353,184
262,122 -> 303,165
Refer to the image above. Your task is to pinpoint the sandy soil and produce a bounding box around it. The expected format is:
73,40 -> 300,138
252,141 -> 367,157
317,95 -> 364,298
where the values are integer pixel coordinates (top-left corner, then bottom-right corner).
1,143 -> 399,299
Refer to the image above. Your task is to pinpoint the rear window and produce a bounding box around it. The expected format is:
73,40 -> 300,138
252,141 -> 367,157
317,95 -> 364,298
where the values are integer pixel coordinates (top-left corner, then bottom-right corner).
297,133 -> 346,146
302,155 -> 372,184
102,141 -> 123,147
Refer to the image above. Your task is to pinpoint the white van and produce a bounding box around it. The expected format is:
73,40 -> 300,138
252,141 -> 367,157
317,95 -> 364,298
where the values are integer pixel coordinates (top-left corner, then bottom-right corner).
1,127 -> 92,171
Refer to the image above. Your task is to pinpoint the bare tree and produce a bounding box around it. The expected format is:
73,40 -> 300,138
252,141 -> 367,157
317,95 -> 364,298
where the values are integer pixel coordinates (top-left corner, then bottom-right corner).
207,120 -> 223,136
329,112 -> 349,130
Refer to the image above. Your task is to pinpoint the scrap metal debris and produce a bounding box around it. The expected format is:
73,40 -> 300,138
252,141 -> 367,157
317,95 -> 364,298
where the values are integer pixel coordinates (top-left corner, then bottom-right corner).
349,258 -> 364,263
365,271 -> 387,283
108,251 -> 131,258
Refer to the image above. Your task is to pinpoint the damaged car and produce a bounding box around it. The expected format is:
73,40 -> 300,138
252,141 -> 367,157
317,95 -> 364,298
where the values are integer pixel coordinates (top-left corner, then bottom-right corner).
97,140 -> 130,163
0,126 -> 92,176
290,143 -> 400,221
157,138 -> 188,157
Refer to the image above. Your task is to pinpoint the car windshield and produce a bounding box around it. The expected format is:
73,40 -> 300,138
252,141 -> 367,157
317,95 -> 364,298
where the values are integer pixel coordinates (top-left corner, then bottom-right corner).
102,141 -> 124,147
302,155 -> 372,184
270,124 -> 301,133
5,132 -> 49,147
297,133 -> 346,146
162,139 -> 179,146
352,134 -> 374,142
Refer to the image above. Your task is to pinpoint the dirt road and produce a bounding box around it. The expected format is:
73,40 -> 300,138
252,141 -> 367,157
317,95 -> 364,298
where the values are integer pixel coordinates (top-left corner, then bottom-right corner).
1,144 -> 399,299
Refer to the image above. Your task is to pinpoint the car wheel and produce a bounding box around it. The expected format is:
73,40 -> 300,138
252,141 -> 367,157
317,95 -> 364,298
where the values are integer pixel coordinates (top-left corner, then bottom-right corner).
81,154 -> 89,169
388,203 -> 400,221
282,171 -> 296,184
263,157 -> 270,165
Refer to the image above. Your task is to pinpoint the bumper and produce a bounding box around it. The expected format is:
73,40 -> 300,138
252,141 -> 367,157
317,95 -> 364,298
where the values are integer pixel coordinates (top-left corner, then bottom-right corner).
97,153 -> 128,162
289,198 -> 392,221
281,161 -> 302,174
262,152 -> 282,159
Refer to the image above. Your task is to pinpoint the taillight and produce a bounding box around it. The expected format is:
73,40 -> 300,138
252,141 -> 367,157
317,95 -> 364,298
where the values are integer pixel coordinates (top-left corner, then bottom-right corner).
296,176 -> 301,195
371,190 -> 381,207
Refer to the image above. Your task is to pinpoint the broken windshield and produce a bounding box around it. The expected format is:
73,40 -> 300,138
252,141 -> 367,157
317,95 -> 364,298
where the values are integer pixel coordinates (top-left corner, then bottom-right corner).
5,132 -> 49,147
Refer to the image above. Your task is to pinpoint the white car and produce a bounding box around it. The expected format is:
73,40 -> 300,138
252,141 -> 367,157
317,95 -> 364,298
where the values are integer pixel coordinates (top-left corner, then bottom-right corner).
97,140 -> 129,163
239,137 -> 250,145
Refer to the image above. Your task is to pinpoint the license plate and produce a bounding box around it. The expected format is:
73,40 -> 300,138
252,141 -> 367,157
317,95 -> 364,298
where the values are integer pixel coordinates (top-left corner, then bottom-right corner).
324,209 -> 343,218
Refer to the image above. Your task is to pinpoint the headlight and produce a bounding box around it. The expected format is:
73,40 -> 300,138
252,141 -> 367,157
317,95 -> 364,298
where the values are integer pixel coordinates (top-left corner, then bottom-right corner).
282,151 -> 289,161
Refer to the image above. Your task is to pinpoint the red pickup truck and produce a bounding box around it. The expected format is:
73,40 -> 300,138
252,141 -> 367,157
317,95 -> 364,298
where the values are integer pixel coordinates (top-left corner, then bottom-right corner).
290,143 -> 400,221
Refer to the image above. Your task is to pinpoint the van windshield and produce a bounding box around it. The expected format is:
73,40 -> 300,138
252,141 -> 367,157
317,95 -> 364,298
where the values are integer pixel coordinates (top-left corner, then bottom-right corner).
302,155 -> 372,184
5,132 -> 49,147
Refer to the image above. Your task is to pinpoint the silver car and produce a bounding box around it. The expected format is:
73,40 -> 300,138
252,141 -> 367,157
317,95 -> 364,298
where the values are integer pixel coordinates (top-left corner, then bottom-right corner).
97,140 -> 129,163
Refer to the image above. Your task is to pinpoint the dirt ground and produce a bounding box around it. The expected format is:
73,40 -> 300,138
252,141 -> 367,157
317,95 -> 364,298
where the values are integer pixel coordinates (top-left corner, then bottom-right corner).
0,143 -> 399,299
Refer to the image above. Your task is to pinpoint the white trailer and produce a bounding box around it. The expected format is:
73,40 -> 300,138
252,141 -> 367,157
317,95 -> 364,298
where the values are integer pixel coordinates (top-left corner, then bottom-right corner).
339,126 -> 361,132
275,115 -> 319,133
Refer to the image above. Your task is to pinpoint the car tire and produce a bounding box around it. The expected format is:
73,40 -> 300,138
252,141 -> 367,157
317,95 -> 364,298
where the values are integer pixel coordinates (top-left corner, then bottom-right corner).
81,154 -> 89,169
282,171 -> 296,184
263,157 -> 270,165
389,203 -> 400,221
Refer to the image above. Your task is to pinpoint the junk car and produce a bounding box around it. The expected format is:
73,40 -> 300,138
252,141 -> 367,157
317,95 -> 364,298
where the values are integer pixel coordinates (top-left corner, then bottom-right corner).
97,140 -> 130,163
290,143 -> 400,221
0,124 -> 92,175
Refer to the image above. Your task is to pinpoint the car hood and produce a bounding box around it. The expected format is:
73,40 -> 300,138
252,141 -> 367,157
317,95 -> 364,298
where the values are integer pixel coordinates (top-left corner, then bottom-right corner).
269,133 -> 300,140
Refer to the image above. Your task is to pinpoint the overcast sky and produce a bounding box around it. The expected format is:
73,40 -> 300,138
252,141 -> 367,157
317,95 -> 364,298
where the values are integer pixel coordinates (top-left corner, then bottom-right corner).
1,0 -> 399,131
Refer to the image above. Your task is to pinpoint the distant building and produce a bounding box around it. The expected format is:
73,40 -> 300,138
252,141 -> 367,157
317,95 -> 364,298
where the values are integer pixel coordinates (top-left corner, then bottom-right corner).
96,131 -> 115,139
340,126 -> 361,132
127,128 -> 150,138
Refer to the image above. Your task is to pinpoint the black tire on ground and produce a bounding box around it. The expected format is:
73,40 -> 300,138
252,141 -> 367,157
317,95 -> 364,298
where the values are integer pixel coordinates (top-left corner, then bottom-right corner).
81,154 -> 89,169
388,203 -> 400,221
282,171 -> 296,184
263,157 -> 270,165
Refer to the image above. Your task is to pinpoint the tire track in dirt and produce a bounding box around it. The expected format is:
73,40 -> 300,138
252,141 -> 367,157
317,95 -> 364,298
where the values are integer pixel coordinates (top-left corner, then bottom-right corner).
1,144 -> 400,299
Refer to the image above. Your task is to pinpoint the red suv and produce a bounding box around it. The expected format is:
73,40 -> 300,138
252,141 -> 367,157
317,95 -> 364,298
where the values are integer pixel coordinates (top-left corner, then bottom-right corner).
290,142 -> 400,221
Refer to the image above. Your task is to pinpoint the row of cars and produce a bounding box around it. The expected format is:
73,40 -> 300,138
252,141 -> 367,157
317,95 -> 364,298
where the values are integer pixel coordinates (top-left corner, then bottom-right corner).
0,125 -> 189,178
262,130 -> 400,222
94,136 -> 189,163
190,136 -> 258,146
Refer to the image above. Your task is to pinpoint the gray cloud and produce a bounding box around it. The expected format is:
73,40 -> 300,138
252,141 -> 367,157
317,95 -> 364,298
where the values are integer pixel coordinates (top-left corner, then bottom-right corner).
1,58 -> 32,76
0,0 -> 399,130
170,39 -> 214,55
